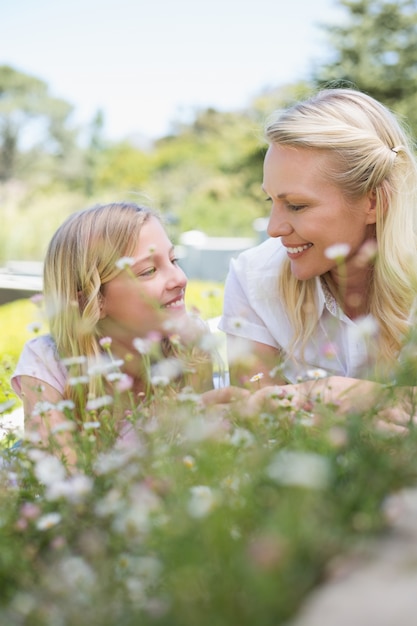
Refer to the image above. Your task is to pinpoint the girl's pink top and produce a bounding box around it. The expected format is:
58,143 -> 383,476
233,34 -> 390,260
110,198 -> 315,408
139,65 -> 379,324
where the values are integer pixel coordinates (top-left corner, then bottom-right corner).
11,335 -> 67,398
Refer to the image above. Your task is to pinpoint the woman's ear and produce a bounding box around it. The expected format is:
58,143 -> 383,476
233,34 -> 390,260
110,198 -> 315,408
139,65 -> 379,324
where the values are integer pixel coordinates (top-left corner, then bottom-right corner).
365,189 -> 377,225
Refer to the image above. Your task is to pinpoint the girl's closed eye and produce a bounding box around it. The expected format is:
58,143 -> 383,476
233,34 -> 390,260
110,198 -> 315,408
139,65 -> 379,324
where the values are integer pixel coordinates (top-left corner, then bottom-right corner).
139,267 -> 156,277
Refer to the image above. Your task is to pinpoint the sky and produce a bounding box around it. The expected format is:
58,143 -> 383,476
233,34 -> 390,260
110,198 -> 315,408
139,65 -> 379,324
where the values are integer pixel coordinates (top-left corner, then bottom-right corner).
1,0 -> 344,142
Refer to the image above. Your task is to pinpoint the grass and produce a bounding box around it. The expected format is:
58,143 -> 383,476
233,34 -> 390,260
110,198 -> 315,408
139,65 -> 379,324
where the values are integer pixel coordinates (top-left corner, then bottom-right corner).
1,285 -> 417,624
0,370 -> 417,625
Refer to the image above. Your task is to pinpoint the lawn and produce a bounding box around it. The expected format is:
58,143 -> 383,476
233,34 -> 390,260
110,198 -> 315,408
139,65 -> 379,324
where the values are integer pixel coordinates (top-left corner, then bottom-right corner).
1,283 -> 417,625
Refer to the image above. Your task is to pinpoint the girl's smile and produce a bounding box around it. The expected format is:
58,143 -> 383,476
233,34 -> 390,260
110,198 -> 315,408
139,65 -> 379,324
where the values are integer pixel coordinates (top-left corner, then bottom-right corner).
100,216 -> 187,339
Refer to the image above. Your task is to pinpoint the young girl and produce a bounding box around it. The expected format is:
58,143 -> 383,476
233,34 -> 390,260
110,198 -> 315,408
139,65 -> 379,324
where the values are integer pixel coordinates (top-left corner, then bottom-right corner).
219,88 -> 417,393
11,202 -> 218,458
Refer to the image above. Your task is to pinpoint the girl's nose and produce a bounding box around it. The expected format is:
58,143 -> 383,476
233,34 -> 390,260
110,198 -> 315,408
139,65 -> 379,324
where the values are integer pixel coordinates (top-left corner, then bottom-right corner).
167,263 -> 187,290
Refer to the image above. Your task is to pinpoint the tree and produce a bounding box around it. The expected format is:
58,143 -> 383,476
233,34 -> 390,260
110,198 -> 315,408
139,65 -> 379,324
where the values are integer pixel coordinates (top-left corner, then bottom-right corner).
0,65 -> 78,181
147,107 -> 269,235
314,0 -> 417,134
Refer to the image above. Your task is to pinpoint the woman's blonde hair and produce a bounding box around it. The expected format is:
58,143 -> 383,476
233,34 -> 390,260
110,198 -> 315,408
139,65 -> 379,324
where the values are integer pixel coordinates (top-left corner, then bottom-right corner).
265,88 -> 417,372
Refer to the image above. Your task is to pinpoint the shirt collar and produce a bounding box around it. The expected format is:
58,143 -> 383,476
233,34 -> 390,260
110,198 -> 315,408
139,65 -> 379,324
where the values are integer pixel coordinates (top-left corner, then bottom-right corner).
318,276 -> 339,316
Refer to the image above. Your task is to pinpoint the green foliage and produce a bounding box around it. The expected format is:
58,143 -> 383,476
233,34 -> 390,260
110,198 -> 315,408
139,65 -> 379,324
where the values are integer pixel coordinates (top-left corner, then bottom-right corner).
0,65 -> 80,183
95,141 -> 154,191
314,0 -> 417,135
0,298 -> 45,406
176,190 -> 265,236
1,282 -> 417,624
0,188 -> 89,264
143,108 -> 268,235
0,299 -> 44,360
4,1 -> 417,247
0,377 -> 417,624
184,280 -> 224,319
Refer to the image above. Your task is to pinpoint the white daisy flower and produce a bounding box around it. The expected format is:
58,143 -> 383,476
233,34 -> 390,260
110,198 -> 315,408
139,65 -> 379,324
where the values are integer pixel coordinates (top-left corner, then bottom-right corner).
306,368 -> 328,380
36,512 -> 62,530
187,485 -> 217,518
267,450 -> 331,489
85,395 -> 113,411
324,243 -> 351,261
115,256 -> 135,270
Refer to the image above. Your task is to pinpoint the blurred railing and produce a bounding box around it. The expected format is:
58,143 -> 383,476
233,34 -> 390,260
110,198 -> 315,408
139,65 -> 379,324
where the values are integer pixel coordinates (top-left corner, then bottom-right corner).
0,221 -> 269,306
0,261 -> 43,306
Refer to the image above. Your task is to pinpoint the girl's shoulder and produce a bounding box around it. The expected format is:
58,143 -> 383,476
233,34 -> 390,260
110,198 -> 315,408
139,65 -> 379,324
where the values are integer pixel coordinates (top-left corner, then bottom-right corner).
17,334 -> 62,366
11,334 -> 67,397
21,334 -> 57,354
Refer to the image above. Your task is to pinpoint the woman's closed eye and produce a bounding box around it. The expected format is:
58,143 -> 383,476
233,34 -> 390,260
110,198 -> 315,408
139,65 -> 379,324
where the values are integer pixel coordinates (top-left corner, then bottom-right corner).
286,202 -> 307,212
264,196 -> 306,211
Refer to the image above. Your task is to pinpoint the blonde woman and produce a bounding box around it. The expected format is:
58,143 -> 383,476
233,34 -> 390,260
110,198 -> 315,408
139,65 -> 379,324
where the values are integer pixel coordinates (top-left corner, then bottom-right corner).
219,88 -> 417,393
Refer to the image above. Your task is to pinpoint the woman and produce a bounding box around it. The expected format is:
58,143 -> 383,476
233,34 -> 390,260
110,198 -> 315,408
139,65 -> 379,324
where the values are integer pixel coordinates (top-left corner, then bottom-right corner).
219,88 -> 417,394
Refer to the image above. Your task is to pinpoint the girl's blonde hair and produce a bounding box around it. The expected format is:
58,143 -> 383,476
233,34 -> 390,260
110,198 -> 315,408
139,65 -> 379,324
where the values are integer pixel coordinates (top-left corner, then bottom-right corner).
44,202 -> 213,416
265,88 -> 417,372
44,202 -> 154,407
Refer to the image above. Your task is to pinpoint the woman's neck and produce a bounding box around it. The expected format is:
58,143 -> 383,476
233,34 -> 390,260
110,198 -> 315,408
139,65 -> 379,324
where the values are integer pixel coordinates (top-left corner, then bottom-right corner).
327,262 -> 374,320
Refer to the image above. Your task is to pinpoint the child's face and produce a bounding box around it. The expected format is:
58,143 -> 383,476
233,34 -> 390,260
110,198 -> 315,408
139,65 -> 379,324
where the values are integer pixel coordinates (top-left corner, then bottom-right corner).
100,216 -> 187,341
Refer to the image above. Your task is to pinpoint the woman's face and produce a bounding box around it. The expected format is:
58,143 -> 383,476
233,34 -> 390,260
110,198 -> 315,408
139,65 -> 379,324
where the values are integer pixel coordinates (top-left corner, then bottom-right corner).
263,144 -> 377,281
100,216 -> 187,341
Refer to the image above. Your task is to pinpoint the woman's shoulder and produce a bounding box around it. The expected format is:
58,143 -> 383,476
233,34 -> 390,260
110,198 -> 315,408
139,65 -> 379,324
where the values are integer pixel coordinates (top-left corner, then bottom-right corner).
232,237 -> 286,272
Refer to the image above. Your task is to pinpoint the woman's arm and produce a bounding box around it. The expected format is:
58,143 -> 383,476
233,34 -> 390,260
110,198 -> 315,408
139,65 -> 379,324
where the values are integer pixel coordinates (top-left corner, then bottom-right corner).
240,376 -> 417,429
226,335 -> 287,387
244,376 -> 379,413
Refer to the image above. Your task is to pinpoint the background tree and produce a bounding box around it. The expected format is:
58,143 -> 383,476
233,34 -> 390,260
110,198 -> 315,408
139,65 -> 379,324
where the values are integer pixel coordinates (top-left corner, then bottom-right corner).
5,0 -> 417,260
83,110 -> 106,196
145,108 -> 268,236
0,65 -> 79,182
314,0 -> 417,135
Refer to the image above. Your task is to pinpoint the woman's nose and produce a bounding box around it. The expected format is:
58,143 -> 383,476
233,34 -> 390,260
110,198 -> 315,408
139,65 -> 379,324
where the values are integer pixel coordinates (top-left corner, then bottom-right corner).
267,206 -> 294,238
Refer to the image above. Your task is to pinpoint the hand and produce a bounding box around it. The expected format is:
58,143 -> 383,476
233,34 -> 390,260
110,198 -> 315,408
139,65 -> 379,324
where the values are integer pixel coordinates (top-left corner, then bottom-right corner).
200,386 -> 250,407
